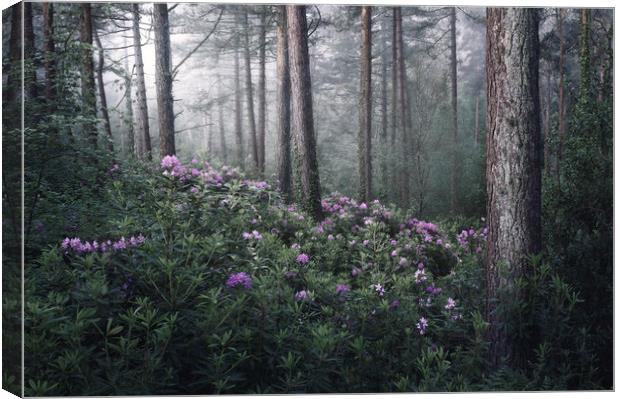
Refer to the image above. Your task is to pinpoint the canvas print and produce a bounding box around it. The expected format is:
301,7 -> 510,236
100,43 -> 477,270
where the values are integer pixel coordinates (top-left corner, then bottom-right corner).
1,0 -> 614,395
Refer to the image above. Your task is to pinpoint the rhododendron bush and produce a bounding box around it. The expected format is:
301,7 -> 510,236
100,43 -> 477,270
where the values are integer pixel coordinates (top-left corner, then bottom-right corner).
23,157 -> 599,395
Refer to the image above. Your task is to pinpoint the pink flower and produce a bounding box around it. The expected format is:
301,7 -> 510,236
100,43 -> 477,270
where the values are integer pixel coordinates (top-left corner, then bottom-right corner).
296,253 -> 310,264
445,297 -> 456,310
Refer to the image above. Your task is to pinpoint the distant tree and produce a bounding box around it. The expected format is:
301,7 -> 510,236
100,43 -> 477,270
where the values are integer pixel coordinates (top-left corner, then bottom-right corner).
153,3 -> 175,156
394,7 -> 410,207
243,9 -> 259,170
94,29 -> 114,152
450,7 -> 459,213
275,5 -> 293,202
42,2 -> 56,102
358,6 -> 372,202
24,1 -> 37,100
132,3 -> 152,159
234,11 -> 244,168
287,5 -> 323,220
485,8 -> 541,367
217,73 -> 228,164
556,8 -> 566,179
257,8 -> 268,174
80,3 -> 98,147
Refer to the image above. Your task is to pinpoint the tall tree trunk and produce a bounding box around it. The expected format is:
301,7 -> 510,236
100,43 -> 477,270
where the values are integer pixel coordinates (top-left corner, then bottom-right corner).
257,8 -> 267,173
287,5 -> 323,220
132,4 -> 151,159
243,10 -> 259,170
450,7 -> 459,213
94,30 -> 114,152
485,8 -> 541,368
390,8 -> 399,203
578,9 -> 591,104
154,3 -> 175,157
556,8 -> 566,179
80,3 -> 98,147
42,3 -> 56,102
395,7 -> 410,207
275,5 -> 292,202
544,65 -> 551,176
217,73 -> 228,164
358,6 -> 372,202
24,1 -> 37,101
380,12 -> 389,199
123,37 -> 135,156
234,11 -> 244,169
6,3 -> 22,108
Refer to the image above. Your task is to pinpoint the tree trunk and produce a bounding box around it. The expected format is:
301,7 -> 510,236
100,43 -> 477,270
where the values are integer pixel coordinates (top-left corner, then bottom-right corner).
132,4 -> 151,159
217,74 -> 228,164
286,5 -> 323,220
154,3 -> 176,157
123,37 -> 135,156
450,7 -> 459,213
234,11 -> 244,169
80,3 -> 98,147
485,8 -> 542,368
390,8 -> 399,203
257,8 -> 267,173
275,5 -> 293,202
556,8 -> 565,179
24,1 -> 37,101
6,3 -> 22,108
42,3 -> 56,102
578,9 -> 591,104
243,10 -> 259,170
544,65 -> 551,176
358,6 -> 372,202
94,30 -> 114,152
380,12 -> 389,199
395,7 -> 410,207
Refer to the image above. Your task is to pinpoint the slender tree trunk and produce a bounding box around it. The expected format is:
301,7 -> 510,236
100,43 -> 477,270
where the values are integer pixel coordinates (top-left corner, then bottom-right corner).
132,4 -> 151,159
80,3 -> 98,147
395,7 -> 410,207
578,9 -> 591,104
24,1 -> 37,101
450,7 -> 459,213
390,8 -> 399,203
154,3 -> 176,157
234,11 -> 244,169
380,12 -> 389,199
287,5 -> 323,220
485,8 -> 541,368
544,66 -> 551,176
94,30 -> 114,152
275,5 -> 293,202
243,10 -> 259,170
217,74 -> 228,164
123,38 -> 135,156
6,3 -> 22,108
556,9 -> 566,179
358,6 -> 372,202
42,3 -> 56,102
257,8 -> 267,173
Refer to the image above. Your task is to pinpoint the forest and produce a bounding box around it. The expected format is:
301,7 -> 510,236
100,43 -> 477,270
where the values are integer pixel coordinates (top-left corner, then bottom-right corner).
1,1 -> 614,395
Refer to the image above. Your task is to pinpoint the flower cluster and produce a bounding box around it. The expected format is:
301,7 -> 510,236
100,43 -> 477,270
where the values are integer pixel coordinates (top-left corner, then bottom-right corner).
225,272 -> 253,290
416,317 -> 429,335
295,290 -> 311,302
373,283 -> 386,297
456,226 -> 488,253
242,230 -> 263,240
296,253 -> 310,264
61,235 -> 145,255
335,284 -> 350,294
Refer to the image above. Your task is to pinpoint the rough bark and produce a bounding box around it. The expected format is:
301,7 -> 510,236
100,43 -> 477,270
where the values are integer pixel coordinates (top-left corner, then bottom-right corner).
42,3 -> 56,102
286,5 -> 323,220
123,38 -> 135,156
234,11 -> 244,168
544,65 -> 551,176
132,3 -> 151,159
485,8 -> 542,367
94,30 -> 114,152
80,3 -> 98,147
450,7 -> 459,213
257,8 -> 267,173
154,3 -> 176,156
474,95 -> 480,146
358,6 -> 372,202
243,10 -> 259,170
275,5 -> 293,202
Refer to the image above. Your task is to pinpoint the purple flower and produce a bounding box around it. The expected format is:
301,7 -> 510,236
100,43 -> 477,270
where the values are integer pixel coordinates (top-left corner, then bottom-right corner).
445,297 -> 456,310
390,239 -> 398,246
190,186 -> 199,193
363,239 -> 370,246
284,271 -> 298,279
226,272 -> 253,289
415,269 -> 427,284
327,234 -> 335,241
296,253 -> 310,264
291,243 -> 300,251
399,257 -> 408,267
336,284 -> 350,294
252,230 -> 263,240
390,250 -> 398,257
295,290 -> 310,302
161,155 -> 181,170
351,267 -> 362,277
359,203 -> 368,210
416,317 -> 429,335
373,283 -> 385,297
